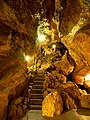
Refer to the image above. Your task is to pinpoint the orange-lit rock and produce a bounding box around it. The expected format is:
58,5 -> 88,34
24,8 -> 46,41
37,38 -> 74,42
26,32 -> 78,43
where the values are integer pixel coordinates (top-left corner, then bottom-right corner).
74,75 -> 84,85
0,93 -> 8,120
61,92 -> 77,110
79,89 -> 87,95
42,91 -> 63,117
84,80 -> 90,93
64,25 -> 90,78
60,52 -> 74,75
80,94 -> 90,109
57,81 -> 81,106
43,90 -> 48,98
51,70 -> 67,83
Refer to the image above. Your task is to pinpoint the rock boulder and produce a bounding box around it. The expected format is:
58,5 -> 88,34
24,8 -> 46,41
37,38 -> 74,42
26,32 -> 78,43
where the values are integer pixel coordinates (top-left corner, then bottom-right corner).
42,91 -> 63,117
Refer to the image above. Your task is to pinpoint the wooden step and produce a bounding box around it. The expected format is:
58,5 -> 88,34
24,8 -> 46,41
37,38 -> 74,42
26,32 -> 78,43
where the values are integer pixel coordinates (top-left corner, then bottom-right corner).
29,82 -> 33,86
32,85 -> 43,89
31,89 -> 43,94
30,99 -> 42,105
33,77 -> 45,81
34,81 -> 43,85
31,94 -> 43,99
35,73 -> 44,76
29,105 -> 42,110
34,75 -> 44,78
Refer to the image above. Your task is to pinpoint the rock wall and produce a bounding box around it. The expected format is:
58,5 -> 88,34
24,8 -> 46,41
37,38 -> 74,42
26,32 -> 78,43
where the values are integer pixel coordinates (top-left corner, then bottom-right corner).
0,1 -> 41,119
0,22 -> 29,120
61,24 -> 90,93
42,40 -> 90,117
69,26 -> 90,76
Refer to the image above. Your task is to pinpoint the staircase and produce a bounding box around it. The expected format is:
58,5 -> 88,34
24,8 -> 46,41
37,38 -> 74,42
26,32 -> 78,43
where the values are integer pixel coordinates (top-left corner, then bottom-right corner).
29,71 -> 44,110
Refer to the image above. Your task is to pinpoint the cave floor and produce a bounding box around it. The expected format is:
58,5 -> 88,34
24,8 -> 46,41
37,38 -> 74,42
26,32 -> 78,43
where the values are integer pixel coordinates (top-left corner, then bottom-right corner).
21,109 -> 90,120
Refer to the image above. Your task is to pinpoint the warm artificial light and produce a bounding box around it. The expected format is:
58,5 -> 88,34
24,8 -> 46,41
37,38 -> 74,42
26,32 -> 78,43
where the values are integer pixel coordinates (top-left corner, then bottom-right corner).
25,55 -> 30,62
38,34 -> 45,42
52,44 -> 56,51
52,44 -> 56,49
84,74 -> 90,81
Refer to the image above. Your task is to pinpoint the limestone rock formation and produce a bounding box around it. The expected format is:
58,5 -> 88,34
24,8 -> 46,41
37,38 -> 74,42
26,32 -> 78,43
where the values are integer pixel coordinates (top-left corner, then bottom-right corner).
61,92 -> 77,110
0,2 -> 28,35
0,93 -> 8,120
0,21 -> 28,120
59,0 -> 82,35
80,94 -> 90,109
57,81 -> 81,106
69,26 -> 90,77
51,71 -> 66,83
42,91 -> 63,117
83,80 -> 90,93
74,75 -> 85,85
60,52 -> 74,75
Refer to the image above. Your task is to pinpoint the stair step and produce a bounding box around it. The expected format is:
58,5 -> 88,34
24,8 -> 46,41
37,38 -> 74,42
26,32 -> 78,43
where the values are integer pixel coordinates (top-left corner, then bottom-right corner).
36,71 -> 44,73
34,78 -> 45,81
32,89 -> 43,94
34,81 -> 43,85
33,85 -> 43,89
30,99 -> 42,105
29,82 -> 33,86
34,75 -> 44,78
35,72 -> 44,75
31,94 -> 43,99
30,105 -> 42,110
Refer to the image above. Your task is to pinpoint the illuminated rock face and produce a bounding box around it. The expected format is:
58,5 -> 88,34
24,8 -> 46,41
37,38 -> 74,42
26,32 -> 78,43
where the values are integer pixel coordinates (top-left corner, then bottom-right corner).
0,93 -> 8,120
60,92 -> 77,110
0,51 -> 28,120
59,0 -> 82,35
65,25 -> 90,78
0,2 -> 38,119
57,82 -> 81,107
42,91 -> 63,117
59,52 -> 74,75
80,94 -> 90,109
0,23 -> 28,120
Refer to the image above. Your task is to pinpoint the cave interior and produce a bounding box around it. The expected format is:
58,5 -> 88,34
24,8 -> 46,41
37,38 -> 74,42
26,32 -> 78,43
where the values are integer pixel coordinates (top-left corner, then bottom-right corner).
0,0 -> 90,120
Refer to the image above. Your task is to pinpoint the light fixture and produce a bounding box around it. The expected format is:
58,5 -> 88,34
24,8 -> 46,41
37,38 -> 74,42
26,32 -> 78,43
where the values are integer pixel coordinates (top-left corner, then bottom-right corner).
25,55 -> 30,62
52,44 -> 56,51
52,44 -> 56,49
84,74 -> 90,81
38,34 -> 45,42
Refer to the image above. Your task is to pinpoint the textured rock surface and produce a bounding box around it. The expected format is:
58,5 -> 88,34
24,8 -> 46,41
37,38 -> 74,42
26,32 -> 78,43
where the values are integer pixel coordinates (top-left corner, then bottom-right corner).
74,75 -> 85,85
61,92 -> 77,110
59,52 -> 74,75
59,0 -> 82,35
42,91 -> 63,117
57,82 -> 81,106
0,93 -> 8,120
80,94 -> 90,109
62,25 -> 90,77
0,22 -> 28,120
0,53 -> 28,120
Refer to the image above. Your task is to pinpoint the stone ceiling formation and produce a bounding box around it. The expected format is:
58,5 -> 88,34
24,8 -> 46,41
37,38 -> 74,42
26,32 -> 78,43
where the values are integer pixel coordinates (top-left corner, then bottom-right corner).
0,0 -> 90,120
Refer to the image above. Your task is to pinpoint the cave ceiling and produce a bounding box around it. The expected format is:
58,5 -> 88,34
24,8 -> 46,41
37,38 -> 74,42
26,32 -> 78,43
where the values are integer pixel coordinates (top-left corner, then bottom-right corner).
0,0 -> 90,54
